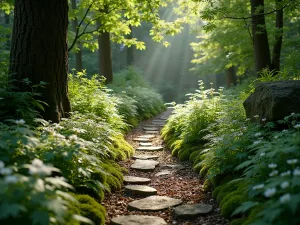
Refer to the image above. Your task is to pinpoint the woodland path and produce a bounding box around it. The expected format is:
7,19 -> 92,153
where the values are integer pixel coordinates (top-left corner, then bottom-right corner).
103,108 -> 229,225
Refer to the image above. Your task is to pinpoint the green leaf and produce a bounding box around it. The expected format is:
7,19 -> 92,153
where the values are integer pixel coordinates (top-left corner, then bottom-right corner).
31,210 -> 50,225
232,201 -> 260,216
0,203 -> 26,219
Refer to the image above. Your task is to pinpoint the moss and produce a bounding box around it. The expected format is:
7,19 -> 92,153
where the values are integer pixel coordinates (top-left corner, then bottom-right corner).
212,186 -> 222,198
76,195 -> 106,225
75,185 -> 105,202
199,165 -> 209,178
203,179 -> 213,191
189,149 -> 202,162
216,183 -> 239,202
221,195 -> 247,218
178,148 -> 193,161
211,174 -> 225,187
106,174 -> 122,191
241,205 -> 264,225
230,218 -> 247,225
220,190 -> 246,208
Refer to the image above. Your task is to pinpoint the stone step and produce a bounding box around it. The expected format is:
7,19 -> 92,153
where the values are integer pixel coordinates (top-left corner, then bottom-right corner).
111,215 -> 167,225
161,164 -> 185,171
143,127 -> 160,131
144,130 -> 160,134
123,176 -> 151,185
130,159 -> 159,172
152,120 -> 165,123
155,170 -> 173,177
133,155 -> 159,160
159,117 -> 168,120
133,138 -> 151,142
137,135 -> 156,139
125,185 -> 157,197
136,146 -> 163,151
128,196 -> 182,211
139,142 -> 153,147
174,203 -> 213,219
144,124 -> 160,127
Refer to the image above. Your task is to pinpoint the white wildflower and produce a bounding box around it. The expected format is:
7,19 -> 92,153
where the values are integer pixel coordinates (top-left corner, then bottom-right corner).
246,118 -> 251,121
280,181 -> 289,189
15,119 -> 25,125
69,134 -> 78,141
252,184 -> 264,190
274,136 -> 278,139
291,113 -> 295,116
293,168 -> 300,176
280,170 -> 291,177
264,188 -> 276,198
29,159 -> 52,176
53,132 -> 66,139
269,170 -> 278,177
261,118 -> 266,122
253,140 -> 261,145
4,175 -> 18,184
34,178 -> 45,192
0,168 -> 13,175
32,159 -> 44,167
0,161 -> 4,169
53,123 -> 64,129
254,115 -> 259,118
282,129 -> 288,133
287,159 -> 298,165
255,132 -> 261,137
268,163 -> 277,169
260,152 -> 266,157
294,124 -> 300,129
280,193 -> 291,203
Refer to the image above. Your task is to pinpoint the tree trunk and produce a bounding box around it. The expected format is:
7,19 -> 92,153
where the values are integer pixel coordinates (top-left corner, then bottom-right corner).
127,25 -> 134,66
71,0 -> 83,72
9,0 -> 71,122
250,0 -> 271,75
226,66 -> 237,87
97,22 -> 113,83
271,0 -> 283,72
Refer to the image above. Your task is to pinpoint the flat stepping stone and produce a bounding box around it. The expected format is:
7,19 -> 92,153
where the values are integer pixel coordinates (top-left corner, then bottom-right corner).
111,215 -> 167,225
137,135 -> 155,139
133,138 -> 152,142
162,164 -> 185,171
160,117 -> 168,120
128,196 -> 182,211
125,185 -> 157,197
124,176 -> 151,185
131,159 -> 159,172
136,146 -> 163,151
155,170 -> 173,177
139,142 -> 153,147
152,120 -> 165,123
145,131 -> 160,134
133,155 -> 159,160
143,127 -> 159,131
174,203 -> 213,219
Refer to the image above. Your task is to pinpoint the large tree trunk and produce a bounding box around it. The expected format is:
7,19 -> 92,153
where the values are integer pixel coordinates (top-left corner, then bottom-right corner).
226,66 -> 237,87
97,28 -> 113,83
271,0 -> 283,72
9,0 -> 71,122
71,0 -> 83,71
251,0 -> 271,75
127,25 -> 134,66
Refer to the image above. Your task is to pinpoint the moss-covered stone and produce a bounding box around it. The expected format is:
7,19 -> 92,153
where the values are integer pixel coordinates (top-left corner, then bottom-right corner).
221,195 -> 247,218
76,195 -> 106,225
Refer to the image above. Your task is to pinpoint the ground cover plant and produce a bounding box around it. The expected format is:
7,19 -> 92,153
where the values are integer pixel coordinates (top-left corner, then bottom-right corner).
162,77 -> 300,225
0,68 -> 165,224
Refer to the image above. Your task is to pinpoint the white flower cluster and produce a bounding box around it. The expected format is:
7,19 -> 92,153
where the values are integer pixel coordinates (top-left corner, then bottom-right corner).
280,193 -> 291,203
287,159 -> 298,165
252,184 -> 264,190
264,188 -> 276,197
29,159 -> 52,176
15,119 -> 25,125
0,161 -> 19,184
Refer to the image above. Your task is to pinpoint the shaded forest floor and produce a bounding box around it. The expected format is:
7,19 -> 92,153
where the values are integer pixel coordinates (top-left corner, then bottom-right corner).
102,110 -> 230,225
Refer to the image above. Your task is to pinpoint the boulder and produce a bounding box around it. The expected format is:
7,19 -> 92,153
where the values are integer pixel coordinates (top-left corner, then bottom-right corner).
243,81 -> 300,122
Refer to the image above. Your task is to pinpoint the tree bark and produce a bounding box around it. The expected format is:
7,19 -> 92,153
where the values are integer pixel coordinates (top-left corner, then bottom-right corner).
250,0 -> 271,75
97,21 -> 113,83
271,0 -> 283,72
127,25 -> 134,66
226,66 -> 237,87
9,0 -> 71,122
71,0 -> 83,72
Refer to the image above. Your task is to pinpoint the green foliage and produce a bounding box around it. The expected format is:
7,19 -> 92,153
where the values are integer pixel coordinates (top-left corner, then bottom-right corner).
221,195 -> 247,219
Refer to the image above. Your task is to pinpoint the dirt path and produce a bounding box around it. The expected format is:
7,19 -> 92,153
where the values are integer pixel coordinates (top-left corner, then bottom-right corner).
103,109 -> 229,225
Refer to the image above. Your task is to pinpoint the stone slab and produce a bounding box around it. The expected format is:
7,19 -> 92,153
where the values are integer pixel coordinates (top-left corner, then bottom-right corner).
125,185 -> 157,197
145,131 -> 160,134
111,215 -> 167,225
133,155 -> 159,160
162,164 -> 185,171
131,159 -> 159,172
124,176 -> 151,185
143,127 -> 160,131
139,142 -> 153,147
174,203 -> 213,219
128,196 -> 182,211
133,138 -> 152,142
152,120 -> 166,123
155,170 -> 173,177
137,135 -> 156,139
136,146 -> 163,151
